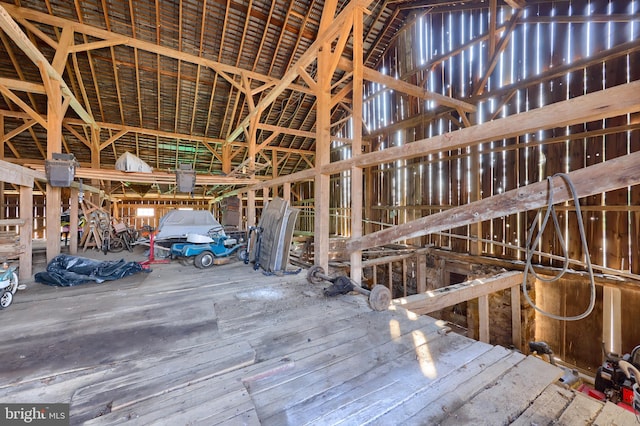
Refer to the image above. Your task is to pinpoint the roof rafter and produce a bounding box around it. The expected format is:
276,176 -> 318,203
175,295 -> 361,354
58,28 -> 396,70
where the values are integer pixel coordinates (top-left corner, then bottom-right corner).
0,3 -> 97,129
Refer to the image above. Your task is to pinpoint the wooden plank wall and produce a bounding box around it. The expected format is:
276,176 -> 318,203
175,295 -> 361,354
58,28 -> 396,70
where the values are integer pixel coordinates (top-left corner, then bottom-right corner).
357,2 -> 640,272
116,199 -> 211,230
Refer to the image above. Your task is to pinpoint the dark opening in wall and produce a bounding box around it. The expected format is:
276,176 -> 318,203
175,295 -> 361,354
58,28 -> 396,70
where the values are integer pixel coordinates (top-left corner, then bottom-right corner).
446,272 -> 468,331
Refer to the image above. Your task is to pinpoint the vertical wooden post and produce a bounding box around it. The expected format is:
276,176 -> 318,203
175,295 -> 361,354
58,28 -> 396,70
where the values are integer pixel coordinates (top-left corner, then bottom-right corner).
89,128 -> 101,207
478,294 -> 490,343
283,182 -> 291,202
350,5 -> 364,285
314,48 -> 332,271
364,167 -> 373,236
511,285 -> 522,350
69,187 -> 78,255
416,253 -> 427,293
237,195 -> 244,230
402,258 -> 407,297
468,110 -> 482,255
19,185 -> 33,280
43,72 -> 62,264
272,150 -> 278,200
247,190 -> 256,228
603,287 -> 622,355
222,145 -> 232,175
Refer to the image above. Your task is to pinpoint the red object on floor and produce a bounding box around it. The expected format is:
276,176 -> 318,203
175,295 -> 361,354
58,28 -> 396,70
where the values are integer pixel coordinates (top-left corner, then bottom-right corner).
578,383 -> 606,401
617,401 -> 636,413
622,386 -> 635,406
140,232 -> 170,268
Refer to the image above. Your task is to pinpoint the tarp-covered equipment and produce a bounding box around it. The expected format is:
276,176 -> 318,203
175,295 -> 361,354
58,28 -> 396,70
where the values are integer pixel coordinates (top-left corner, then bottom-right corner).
155,209 -> 224,241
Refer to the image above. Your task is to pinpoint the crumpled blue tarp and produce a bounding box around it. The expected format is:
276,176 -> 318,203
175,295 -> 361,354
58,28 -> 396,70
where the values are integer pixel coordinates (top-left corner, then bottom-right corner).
35,254 -> 148,287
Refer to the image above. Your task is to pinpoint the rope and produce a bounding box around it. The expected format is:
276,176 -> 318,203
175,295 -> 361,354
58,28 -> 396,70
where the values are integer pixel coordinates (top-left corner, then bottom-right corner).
521,173 -> 596,321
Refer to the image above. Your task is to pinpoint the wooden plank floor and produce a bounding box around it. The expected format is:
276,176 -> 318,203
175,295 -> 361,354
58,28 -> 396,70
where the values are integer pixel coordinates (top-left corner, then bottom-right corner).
0,249 -> 635,425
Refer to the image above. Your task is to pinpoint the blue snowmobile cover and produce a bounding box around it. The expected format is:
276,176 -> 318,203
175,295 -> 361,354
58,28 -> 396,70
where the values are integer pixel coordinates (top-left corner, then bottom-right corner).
35,254 -> 147,287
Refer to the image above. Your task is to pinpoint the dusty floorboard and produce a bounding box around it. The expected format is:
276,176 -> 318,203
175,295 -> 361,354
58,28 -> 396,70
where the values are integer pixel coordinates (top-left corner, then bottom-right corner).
0,248 -> 634,425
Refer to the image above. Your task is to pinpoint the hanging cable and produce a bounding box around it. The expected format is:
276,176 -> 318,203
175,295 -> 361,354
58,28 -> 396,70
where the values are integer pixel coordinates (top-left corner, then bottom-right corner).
521,173 -> 596,321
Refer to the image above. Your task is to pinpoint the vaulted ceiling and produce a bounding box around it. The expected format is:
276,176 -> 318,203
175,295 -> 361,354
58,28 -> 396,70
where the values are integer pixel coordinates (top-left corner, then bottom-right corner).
0,0 -> 423,197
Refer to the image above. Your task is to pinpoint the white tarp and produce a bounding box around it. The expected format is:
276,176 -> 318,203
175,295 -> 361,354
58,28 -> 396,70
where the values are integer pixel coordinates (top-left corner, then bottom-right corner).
115,151 -> 153,173
155,209 -> 224,240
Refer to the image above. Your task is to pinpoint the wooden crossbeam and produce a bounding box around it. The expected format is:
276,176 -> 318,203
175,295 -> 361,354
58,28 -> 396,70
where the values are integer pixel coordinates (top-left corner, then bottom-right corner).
338,58 -> 477,112
348,148 -> 640,252
392,271 -> 523,315
324,80 -> 640,175
0,158 -> 40,186
0,77 -> 45,94
23,164 -> 260,186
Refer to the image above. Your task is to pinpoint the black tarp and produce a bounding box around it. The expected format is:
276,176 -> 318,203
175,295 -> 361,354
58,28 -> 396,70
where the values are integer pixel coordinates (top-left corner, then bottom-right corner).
35,254 -> 147,287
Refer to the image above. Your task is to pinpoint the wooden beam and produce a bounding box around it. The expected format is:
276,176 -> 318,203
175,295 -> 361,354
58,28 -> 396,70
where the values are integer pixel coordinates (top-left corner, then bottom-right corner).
472,38 -> 640,103
392,271 -> 523,315
14,15 -> 57,49
0,4 -> 96,128
511,286 -> 522,350
474,9 -> 523,96
67,37 -> 128,53
338,58 -> 477,112
23,164 -> 259,186
297,66 -> 317,91
2,119 -> 36,143
350,4 -> 365,285
62,123 -> 91,148
505,0 -> 526,9
0,83 -> 48,128
51,25 -> 73,73
0,158 -> 39,186
257,123 -> 315,139
99,129 -> 128,151
43,71 -> 62,263
478,294 -> 490,343
0,77 -> 45,94
323,80 -> 640,176
348,148 -> 640,252
18,184 -> 32,279
69,187 -> 78,255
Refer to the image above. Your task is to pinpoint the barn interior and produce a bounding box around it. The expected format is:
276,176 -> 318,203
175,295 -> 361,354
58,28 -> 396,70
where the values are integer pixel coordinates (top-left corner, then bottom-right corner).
0,0 -> 639,424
